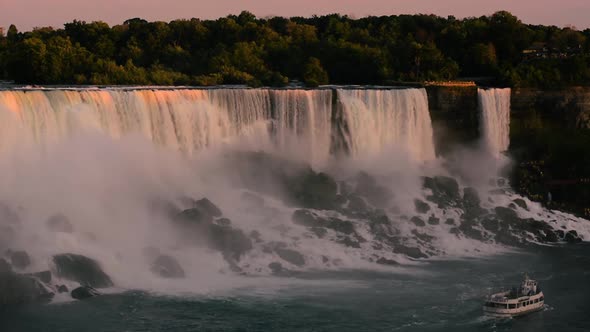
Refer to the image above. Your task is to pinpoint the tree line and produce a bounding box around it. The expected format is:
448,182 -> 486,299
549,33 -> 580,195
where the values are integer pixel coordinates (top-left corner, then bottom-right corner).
0,11 -> 589,87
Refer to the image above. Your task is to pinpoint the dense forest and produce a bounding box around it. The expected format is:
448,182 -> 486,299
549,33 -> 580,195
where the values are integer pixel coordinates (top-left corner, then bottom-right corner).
0,11 -> 589,87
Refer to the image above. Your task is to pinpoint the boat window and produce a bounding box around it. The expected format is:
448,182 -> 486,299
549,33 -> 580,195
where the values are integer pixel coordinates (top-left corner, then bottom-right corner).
534,299 -> 538,303
540,296 -> 544,301
509,304 -> 516,309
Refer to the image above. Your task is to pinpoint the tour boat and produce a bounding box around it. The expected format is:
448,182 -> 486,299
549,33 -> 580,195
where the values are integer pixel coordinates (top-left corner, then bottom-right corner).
483,274 -> 545,317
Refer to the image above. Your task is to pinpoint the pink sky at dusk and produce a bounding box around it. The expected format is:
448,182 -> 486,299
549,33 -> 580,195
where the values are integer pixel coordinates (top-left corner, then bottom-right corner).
2,0 -> 589,31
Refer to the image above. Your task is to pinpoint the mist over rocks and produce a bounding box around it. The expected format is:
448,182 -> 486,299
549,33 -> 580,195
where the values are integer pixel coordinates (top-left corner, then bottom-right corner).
0,87 -> 588,311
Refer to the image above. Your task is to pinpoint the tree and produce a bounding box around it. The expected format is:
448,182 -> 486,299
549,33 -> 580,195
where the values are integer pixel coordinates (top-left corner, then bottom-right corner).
303,57 -> 329,87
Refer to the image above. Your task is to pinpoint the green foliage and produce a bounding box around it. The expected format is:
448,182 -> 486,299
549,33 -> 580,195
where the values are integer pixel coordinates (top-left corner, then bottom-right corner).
303,57 -> 329,87
1,11 -> 590,86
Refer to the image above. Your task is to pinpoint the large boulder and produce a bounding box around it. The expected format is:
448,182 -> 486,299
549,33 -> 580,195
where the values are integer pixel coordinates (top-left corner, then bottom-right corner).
273,245 -> 305,267
424,176 -> 461,207
0,272 -> 54,307
151,255 -> 185,278
0,258 -> 11,274
208,224 -> 253,262
565,230 -> 583,243
71,286 -> 100,300
194,198 -> 222,218
414,199 -> 430,214
463,187 -> 481,208
288,171 -> 338,210
53,254 -> 113,288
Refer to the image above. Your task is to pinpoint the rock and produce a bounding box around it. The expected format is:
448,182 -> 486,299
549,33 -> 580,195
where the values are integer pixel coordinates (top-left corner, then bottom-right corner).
0,273 -> 54,306
414,199 -> 430,214
194,198 -> 223,218
428,216 -> 440,225
53,254 -> 113,288
445,218 -> 455,225
216,218 -> 232,226
334,194 -> 347,207
494,207 -> 519,221
432,176 -> 460,199
337,236 -> 361,248
175,208 -> 213,225
411,216 -> 426,227
268,262 -> 283,274
274,246 -> 305,267
556,230 -> 565,239
71,286 -> 100,300
565,230 -> 582,243
57,285 -> 69,293
544,230 -> 559,243
348,194 -> 369,212
46,214 -> 74,233
512,199 -> 528,210
392,245 -> 428,259
151,255 -> 185,278
376,257 -> 399,266
241,192 -> 265,209
208,224 -> 253,261
424,176 -> 461,207
10,250 -> 31,269
0,258 -> 11,274
292,209 -> 316,227
324,218 -> 355,235
463,187 -> 481,208
290,171 -> 338,210
508,203 -> 517,210
249,230 -> 263,243
310,227 -> 327,238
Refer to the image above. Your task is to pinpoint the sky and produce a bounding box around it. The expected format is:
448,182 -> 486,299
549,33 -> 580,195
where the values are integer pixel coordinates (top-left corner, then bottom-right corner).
1,0 -> 589,31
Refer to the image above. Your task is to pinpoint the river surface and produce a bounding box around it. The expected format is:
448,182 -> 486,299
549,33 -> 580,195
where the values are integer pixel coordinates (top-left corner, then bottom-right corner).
2,244 -> 589,332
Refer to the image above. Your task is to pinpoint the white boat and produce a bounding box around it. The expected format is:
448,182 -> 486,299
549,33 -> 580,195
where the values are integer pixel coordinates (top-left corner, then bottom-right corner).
483,274 -> 545,317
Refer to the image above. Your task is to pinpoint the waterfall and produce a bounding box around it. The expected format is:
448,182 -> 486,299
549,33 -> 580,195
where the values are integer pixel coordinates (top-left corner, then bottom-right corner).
0,88 -> 332,165
478,88 -> 511,155
336,88 -> 435,161
0,87 -> 436,164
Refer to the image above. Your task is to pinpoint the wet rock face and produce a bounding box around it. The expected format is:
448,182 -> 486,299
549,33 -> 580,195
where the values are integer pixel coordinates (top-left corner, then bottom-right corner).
414,199 -> 430,214
71,286 -> 100,300
194,198 -> 222,218
53,254 -> 113,288
270,244 -> 305,267
0,272 -> 55,307
565,230 -> 583,243
151,255 -> 185,278
423,176 -> 461,208
0,258 -> 11,274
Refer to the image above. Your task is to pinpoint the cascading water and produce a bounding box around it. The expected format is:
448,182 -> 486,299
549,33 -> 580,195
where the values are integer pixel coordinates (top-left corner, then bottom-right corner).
478,88 -> 511,156
0,87 -> 588,302
336,88 -> 436,162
